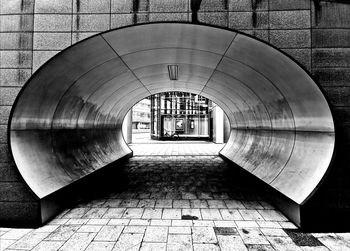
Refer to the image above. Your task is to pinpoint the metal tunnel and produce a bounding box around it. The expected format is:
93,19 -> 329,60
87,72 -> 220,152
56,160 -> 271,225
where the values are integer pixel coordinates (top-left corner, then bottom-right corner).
9,23 -> 335,226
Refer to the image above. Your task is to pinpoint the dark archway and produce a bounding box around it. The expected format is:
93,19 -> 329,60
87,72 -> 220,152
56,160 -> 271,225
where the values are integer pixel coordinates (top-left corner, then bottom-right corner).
8,23 -> 335,227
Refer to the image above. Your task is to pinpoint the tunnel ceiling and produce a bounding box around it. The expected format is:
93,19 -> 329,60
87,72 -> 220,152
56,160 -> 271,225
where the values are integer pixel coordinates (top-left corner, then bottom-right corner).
9,23 -> 335,206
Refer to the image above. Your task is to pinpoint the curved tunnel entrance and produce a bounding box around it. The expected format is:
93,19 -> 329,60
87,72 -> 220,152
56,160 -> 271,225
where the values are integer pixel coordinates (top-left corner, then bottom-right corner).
9,23 -> 335,227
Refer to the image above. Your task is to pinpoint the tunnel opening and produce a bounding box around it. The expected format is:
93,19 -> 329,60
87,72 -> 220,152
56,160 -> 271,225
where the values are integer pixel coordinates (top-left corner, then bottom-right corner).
7,22 -> 335,228
123,91 -> 229,156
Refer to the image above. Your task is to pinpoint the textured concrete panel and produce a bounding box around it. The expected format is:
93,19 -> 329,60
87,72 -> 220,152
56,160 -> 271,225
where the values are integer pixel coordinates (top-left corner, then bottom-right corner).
270,10 -> 310,29
198,12 -> 228,27
0,163 -> 21,182
35,0 -> 72,13
0,33 -> 33,50
313,68 -> 350,87
270,30 -> 310,48
149,13 -> 188,22
0,69 -> 32,87
241,29 -> 269,41
312,29 -> 350,48
111,0 -> 134,13
200,0 -> 228,11
0,51 -> 32,68
0,15 -> 34,32
0,144 -> 10,163
283,48 -> 311,70
0,0 -> 34,14
111,14 -> 134,28
0,201 -> 40,225
0,182 -> 36,202
0,124 -> 7,143
312,49 -> 350,68
229,0 -> 268,11
34,14 -> 72,31
33,33 -> 71,50
72,32 -> 98,44
150,0 -> 188,12
0,106 -> 11,124
269,0 -> 310,10
312,1 -> 350,28
0,88 -> 21,106
73,14 -> 110,31
73,0 -> 110,13
229,12 -> 268,29
32,51 -> 60,72
323,87 -> 350,107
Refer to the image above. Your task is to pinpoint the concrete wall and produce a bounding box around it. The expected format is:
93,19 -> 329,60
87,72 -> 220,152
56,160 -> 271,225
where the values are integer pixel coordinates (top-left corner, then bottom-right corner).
1,0 -> 349,226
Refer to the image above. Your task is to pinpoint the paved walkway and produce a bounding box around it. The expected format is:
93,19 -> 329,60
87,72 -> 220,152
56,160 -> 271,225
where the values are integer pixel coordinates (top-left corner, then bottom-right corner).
1,156 -> 350,250
130,142 -> 225,156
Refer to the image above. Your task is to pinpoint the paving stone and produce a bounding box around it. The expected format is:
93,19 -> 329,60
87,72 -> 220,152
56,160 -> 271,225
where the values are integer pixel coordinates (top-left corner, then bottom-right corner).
193,220 -> 215,227
242,201 -> 264,210
82,208 -> 108,218
182,208 -> 201,220
103,199 -> 122,207
87,219 -> 110,225
45,225 -> 81,241
108,219 -> 129,225
217,235 -> 248,251
31,240 -> 64,251
167,234 -> 192,251
214,221 -> 236,228
220,209 -> 244,221
120,199 -> 139,207
224,200 -> 246,209
138,199 -> 156,208
182,192 -> 197,199
193,243 -> 220,251
142,208 -> 162,219
140,242 -> 167,251
192,227 -> 217,243
239,209 -> 264,221
208,200 -> 227,208
266,236 -> 303,250
94,225 -> 124,241
190,199 -> 209,208
129,219 -> 150,226
169,226 -> 191,234
59,232 -> 96,251
246,244 -> 275,250
61,207 -> 90,218
0,228 -> 32,240
173,199 -> 190,208
155,199 -> 173,208
8,232 -> 49,250
123,226 -> 147,233
257,221 -> 282,228
162,209 -> 181,219
278,221 -> 298,229
34,225 -> 59,233
112,233 -> 143,250
150,219 -> 171,226
103,208 -> 126,218
238,228 -> 269,245
171,220 -> 193,227
201,209 -> 222,220
85,241 -> 115,251
144,226 -> 168,242
258,209 -> 288,221
77,225 -> 103,233
65,219 -> 89,225
122,208 -> 144,218
261,227 -> 288,237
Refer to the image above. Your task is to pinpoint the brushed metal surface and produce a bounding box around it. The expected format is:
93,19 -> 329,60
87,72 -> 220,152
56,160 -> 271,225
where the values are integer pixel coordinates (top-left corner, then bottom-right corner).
9,23 -> 334,206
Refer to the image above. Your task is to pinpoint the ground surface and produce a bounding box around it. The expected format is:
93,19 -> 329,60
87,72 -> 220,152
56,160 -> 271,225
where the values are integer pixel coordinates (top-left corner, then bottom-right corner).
1,143 -> 350,251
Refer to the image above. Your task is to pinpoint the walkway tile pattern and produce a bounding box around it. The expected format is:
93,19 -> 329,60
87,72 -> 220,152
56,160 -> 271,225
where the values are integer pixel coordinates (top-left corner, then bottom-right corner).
130,142 -> 225,156
1,156 -> 349,250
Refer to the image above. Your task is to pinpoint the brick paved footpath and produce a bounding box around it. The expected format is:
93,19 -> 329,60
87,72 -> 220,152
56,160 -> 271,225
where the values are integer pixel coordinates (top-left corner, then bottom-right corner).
1,156 -> 350,250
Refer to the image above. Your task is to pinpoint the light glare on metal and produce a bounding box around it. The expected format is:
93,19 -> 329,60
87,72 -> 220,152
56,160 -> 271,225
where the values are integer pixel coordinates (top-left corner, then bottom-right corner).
168,65 -> 179,80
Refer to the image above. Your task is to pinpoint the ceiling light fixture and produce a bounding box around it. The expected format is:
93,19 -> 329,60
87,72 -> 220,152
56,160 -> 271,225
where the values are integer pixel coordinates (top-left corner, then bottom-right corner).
168,65 -> 179,80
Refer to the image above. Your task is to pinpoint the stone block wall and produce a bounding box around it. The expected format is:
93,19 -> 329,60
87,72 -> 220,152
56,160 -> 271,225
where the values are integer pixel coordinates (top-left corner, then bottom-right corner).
0,0 -> 350,225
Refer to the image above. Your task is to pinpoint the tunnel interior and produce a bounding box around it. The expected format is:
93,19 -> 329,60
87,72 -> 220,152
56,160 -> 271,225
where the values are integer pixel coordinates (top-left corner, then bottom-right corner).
9,23 -> 335,227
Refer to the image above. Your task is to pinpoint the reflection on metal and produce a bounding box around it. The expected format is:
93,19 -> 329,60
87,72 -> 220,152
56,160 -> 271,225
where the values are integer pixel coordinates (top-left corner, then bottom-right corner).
167,65 -> 179,80
9,23 -> 334,214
